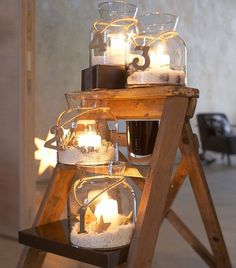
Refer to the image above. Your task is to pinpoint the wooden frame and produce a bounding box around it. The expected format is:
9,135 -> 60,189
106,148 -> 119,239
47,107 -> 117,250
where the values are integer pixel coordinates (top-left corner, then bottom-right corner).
20,0 -> 36,229
18,87 -> 231,268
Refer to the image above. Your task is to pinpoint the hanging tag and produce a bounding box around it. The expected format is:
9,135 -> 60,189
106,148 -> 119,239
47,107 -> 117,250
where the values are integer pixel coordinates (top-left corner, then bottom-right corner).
132,45 -> 150,71
44,125 -> 63,151
89,32 -> 106,52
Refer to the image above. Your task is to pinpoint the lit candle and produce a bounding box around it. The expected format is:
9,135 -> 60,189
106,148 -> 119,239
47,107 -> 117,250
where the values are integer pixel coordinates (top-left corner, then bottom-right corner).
108,34 -> 127,65
150,44 -> 170,68
77,132 -> 102,148
91,34 -> 128,66
94,198 -> 119,229
77,120 -> 102,148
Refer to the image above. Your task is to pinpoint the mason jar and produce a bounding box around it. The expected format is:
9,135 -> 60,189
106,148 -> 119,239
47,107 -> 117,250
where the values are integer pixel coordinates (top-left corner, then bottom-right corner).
68,161 -> 137,249
126,13 -> 187,87
45,93 -> 119,166
89,1 -> 138,66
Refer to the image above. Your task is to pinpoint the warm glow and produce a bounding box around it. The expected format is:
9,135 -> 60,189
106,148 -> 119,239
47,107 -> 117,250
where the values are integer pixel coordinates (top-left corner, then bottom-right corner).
108,34 -> 128,65
94,198 -> 118,224
110,34 -> 127,50
77,132 -> 102,148
150,43 -> 170,67
34,131 -> 57,175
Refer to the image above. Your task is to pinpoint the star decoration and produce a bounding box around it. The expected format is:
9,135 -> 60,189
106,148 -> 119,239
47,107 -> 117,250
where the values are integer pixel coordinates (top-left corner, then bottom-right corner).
94,216 -> 111,234
34,131 -> 57,175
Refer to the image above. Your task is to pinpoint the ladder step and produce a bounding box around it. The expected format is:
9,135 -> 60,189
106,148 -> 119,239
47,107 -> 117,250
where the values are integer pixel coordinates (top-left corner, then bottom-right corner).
18,219 -> 129,268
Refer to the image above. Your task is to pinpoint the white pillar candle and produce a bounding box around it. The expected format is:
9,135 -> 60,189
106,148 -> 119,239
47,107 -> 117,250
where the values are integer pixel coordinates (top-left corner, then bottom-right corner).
94,198 -> 119,227
150,43 -> 170,68
108,34 -> 127,65
92,34 -> 128,66
77,132 -> 102,148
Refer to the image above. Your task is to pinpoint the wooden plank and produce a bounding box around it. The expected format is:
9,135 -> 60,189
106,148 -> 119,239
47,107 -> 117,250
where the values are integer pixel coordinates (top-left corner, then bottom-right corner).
125,158 -> 188,211
127,96 -> 189,268
186,97 -> 198,118
164,158 -> 188,215
126,159 -> 187,202
19,220 -> 129,268
17,164 -> 77,268
125,165 -> 149,179
166,209 -> 215,267
180,122 -> 232,268
33,164 -> 77,225
82,98 -> 165,120
20,0 -> 36,230
67,86 -> 199,101
66,86 -> 199,120
17,1 -> 38,266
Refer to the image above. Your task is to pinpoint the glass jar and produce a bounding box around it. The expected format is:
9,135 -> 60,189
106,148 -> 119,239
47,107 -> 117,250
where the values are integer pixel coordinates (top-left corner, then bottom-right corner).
126,13 -> 187,87
89,1 -> 138,66
68,161 -> 136,249
45,93 -> 119,166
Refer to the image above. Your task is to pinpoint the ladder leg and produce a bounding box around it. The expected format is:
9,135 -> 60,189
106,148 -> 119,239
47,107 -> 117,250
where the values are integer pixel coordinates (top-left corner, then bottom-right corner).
180,122 -> 232,268
17,164 -> 77,268
164,157 -> 188,215
127,96 -> 189,268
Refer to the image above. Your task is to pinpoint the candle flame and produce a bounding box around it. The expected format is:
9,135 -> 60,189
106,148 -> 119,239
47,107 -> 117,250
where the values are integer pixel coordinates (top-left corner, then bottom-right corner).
34,131 -> 57,175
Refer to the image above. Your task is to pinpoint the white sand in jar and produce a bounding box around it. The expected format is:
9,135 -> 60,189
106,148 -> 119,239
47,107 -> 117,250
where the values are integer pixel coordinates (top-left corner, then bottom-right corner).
127,68 -> 186,86
70,222 -> 135,249
58,145 -> 115,165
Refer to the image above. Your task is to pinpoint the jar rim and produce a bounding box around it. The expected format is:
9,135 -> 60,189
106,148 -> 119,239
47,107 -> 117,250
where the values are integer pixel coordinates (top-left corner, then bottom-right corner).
76,161 -> 126,176
138,12 -> 179,32
139,12 -> 178,21
98,1 -> 138,12
98,1 -> 138,20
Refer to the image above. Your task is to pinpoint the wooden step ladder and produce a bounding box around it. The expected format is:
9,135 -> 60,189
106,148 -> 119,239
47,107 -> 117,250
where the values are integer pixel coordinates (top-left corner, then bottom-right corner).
18,86 -> 232,268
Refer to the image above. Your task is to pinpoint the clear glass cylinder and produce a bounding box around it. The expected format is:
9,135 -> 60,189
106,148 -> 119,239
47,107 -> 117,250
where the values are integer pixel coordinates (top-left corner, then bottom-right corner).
89,1 -> 138,66
126,13 -> 187,87
68,162 -> 136,249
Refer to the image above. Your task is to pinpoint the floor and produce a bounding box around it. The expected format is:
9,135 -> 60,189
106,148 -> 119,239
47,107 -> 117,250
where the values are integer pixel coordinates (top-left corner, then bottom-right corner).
1,155 -> 236,268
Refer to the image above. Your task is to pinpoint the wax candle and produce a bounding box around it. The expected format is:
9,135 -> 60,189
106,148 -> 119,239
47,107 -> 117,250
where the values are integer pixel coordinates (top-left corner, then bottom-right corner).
150,44 -> 170,67
77,131 -> 102,148
92,34 -> 128,66
94,198 -> 119,230
108,34 -> 127,65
